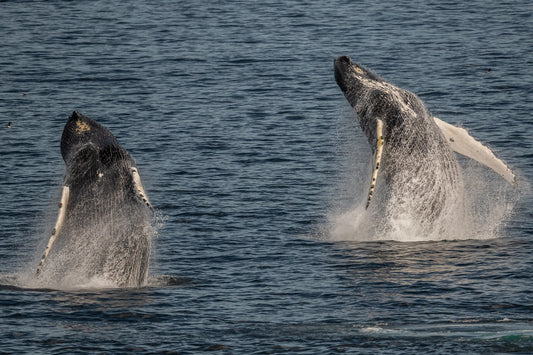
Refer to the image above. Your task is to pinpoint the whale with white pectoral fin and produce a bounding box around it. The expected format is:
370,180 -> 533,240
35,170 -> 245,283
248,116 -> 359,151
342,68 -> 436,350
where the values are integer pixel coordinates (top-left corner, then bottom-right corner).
35,111 -> 155,287
334,56 -> 516,238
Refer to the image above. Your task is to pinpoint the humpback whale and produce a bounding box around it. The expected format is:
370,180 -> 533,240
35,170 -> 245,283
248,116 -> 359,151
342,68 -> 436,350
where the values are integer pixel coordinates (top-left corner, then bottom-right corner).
334,56 -> 515,237
36,111 -> 154,287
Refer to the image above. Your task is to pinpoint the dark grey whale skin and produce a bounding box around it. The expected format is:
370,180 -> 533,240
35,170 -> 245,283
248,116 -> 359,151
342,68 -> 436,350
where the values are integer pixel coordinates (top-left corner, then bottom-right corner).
50,111 -> 151,287
334,56 -> 463,232
61,111 -> 137,201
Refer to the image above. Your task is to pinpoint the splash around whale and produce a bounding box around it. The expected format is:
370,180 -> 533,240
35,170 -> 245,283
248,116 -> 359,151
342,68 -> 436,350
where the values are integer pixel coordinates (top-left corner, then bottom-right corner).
331,56 -> 517,241
31,111 -> 156,289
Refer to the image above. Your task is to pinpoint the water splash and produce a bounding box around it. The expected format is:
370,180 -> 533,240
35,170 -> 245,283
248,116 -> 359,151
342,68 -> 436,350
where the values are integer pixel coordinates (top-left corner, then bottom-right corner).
326,124 -> 520,242
0,272 -> 190,292
2,207 -> 176,291
8,180 -> 164,291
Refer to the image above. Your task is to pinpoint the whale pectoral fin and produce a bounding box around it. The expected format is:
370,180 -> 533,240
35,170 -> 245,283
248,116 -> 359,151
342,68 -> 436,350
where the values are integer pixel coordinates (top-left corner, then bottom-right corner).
36,185 -> 70,276
433,117 -> 516,185
131,167 -> 155,213
366,119 -> 385,209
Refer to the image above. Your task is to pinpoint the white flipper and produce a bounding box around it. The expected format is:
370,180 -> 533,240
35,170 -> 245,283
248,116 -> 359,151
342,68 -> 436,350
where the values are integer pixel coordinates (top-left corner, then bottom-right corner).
131,167 -> 154,213
36,186 -> 70,276
433,117 -> 516,185
366,119 -> 384,209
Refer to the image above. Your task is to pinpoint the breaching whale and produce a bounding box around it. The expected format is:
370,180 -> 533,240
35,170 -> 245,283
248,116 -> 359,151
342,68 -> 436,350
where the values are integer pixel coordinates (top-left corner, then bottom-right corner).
36,111 -> 154,287
334,56 -> 515,236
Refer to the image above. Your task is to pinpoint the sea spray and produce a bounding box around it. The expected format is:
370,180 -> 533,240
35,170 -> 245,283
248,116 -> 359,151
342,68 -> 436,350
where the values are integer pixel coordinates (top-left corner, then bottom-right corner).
33,178 -> 154,289
327,141 -> 519,242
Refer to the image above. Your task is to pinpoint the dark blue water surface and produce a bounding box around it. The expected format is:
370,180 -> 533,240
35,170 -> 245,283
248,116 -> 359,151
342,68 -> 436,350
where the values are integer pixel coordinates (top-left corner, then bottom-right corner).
1,1 -> 532,353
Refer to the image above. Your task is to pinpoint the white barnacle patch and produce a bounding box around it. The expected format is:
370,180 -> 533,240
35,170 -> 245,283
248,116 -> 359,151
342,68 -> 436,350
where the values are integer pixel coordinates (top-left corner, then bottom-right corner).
75,120 -> 91,134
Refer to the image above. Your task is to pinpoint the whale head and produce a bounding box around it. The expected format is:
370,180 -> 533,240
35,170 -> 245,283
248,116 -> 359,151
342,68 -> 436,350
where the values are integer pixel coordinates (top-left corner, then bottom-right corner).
334,56 -> 428,147
60,111 -> 135,187
334,55 -> 383,104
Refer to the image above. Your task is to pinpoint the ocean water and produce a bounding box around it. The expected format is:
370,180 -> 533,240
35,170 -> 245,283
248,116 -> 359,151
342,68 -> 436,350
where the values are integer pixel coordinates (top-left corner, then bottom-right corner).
1,1 -> 532,353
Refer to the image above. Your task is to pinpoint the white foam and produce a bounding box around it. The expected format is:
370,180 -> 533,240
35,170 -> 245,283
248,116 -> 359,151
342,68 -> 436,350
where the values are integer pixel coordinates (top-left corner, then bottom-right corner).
326,117 -> 519,242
